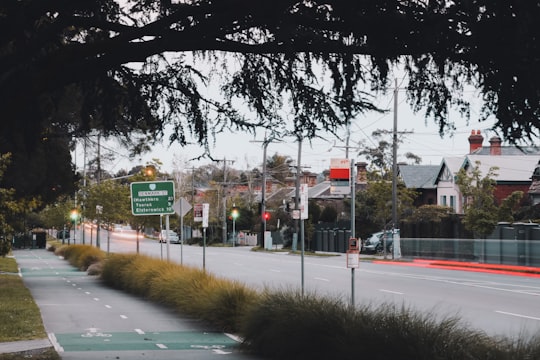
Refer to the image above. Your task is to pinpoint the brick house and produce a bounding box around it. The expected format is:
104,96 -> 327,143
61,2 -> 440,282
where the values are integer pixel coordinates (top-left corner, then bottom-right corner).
434,130 -> 540,214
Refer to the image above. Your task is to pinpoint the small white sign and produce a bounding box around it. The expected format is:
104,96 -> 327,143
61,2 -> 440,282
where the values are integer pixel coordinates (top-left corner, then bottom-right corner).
300,184 -> 309,220
346,250 -> 360,268
202,203 -> 209,228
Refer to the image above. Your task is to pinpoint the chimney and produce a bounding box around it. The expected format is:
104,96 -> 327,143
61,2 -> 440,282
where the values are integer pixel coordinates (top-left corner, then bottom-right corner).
489,136 -> 502,156
356,162 -> 367,184
468,130 -> 484,154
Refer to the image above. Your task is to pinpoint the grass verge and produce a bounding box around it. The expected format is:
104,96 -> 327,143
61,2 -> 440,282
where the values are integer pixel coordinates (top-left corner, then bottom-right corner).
0,252 -> 60,360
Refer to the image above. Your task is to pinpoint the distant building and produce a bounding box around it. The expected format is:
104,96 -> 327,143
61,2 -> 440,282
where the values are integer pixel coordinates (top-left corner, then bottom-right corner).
398,164 -> 439,207
434,130 -> 540,214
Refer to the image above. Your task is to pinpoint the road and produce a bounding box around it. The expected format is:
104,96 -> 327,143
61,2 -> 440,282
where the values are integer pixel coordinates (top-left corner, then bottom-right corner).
80,227 -> 540,339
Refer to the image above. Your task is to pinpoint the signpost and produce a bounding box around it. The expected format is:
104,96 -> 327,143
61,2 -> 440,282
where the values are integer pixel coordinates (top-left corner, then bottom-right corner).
330,158 -> 351,195
130,181 -> 175,261
194,203 -> 210,270
173,197 -> 192,265
130,181 -> 175,216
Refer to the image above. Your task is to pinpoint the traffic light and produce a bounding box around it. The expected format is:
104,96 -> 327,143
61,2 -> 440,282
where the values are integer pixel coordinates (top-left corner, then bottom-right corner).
231,206 -> 239,220
263,212 -> 270,221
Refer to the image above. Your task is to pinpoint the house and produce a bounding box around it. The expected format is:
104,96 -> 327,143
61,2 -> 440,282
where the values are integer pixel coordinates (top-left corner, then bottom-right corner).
434,157 -> 465,212
434,130 -> 540,214
528,161 -> 540,205
398,164 -> 439,206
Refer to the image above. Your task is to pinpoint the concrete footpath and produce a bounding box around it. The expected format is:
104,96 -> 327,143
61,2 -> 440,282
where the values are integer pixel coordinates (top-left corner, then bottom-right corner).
0,338 -> 53,355
3,249 -> 258,360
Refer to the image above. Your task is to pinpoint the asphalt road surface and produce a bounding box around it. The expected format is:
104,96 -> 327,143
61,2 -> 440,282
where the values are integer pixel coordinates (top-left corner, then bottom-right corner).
83,227 -> 540,339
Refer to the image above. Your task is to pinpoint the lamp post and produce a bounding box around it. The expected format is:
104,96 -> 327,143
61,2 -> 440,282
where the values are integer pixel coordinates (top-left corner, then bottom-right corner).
231,205 -> 239,247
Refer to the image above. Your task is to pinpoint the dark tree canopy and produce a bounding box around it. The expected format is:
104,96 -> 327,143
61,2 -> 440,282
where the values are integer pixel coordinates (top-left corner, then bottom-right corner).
2,0 -> 539,202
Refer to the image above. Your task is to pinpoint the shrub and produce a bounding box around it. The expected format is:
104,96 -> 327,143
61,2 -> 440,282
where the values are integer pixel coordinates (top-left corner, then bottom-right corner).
0,237 -> 11,257
55,244 -> 105,271
240,291 -> 508,360
101,253 -> 259,333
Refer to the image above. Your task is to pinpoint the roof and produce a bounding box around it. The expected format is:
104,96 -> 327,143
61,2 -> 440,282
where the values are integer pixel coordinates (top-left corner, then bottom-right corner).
398,165 -> 439,189
472,146 -> 540,156
442,157 -> 465,174
465,155 -> 540,182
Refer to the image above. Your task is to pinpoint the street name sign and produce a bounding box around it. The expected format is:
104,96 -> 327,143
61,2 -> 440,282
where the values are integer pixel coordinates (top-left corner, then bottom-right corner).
130,181 -> 175,215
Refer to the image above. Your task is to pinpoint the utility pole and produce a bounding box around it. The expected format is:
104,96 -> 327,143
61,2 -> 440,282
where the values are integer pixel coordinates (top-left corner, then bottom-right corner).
392,78 -> 398,232
214,158 -> 235,244
96,134 -> 101,248
251,135 -> 280,247
293,135 -> 305,295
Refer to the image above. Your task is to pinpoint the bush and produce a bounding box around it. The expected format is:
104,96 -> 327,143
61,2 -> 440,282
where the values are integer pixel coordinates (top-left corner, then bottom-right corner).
0,237 -> 11,257
55,244 -> 105,271
240,291 -> 509,360
101,253 -> 258,333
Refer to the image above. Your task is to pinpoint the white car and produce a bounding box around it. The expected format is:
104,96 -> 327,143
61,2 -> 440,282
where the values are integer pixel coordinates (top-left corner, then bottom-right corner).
159,230 -> 180,244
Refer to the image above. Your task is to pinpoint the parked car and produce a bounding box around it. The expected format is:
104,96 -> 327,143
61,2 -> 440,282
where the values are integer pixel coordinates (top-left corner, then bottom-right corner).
56,229 -> 70,239
159,230 -> 180,244
362,230 -> 395,254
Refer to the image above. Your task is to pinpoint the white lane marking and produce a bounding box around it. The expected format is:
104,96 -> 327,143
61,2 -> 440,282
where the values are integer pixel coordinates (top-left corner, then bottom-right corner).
48,333 -> 64,353
93,297 -> 100,301
225,333 -> 243,343
496,311 -> 540,321
105,305 -> 112,309
135,329 -> 145,335
214,349 -> 232,354
156,343 -> 168,349
314,277 -> 330,282
85,292 -> 91,295
120,315 -> 128,319
270,269 -> 281,273
379,289 -> 404,295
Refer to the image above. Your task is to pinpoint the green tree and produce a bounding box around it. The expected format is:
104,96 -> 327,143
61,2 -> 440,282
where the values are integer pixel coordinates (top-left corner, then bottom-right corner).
39,196 -> 75,231
3,0 -> 539,208
85,181 -> 131,228
497,191 -> 524,223
455,161 -> 498,238
266,154 -> 293,185
359,130 -> 421,180
404,205 -> 455,223
355,179 -> 417,239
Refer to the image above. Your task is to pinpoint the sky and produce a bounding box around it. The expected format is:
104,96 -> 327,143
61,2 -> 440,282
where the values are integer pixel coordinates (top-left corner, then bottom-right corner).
73,85 -> 500,176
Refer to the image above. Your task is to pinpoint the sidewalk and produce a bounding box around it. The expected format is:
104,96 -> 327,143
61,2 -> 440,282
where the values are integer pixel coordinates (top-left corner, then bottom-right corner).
0,338 -> 53,355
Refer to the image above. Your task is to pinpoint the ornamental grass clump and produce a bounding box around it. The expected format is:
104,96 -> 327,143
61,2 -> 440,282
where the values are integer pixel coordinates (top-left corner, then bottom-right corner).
240,290 -> 512,360
55,244 -> 105,271
102,253 -> 258,333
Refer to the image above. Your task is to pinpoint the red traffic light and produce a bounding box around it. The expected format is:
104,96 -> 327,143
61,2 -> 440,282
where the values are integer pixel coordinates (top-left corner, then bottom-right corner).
263,212 -> 270,221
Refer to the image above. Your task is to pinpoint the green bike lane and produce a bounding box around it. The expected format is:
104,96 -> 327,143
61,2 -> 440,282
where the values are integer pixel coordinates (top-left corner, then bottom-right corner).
15,249 -> 258,359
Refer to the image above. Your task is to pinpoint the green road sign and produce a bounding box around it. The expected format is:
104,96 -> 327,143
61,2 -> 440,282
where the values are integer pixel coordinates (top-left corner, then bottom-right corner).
130,181 -> 175,216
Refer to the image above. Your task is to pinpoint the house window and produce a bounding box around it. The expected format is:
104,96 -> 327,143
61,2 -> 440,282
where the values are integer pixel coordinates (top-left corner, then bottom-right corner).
440,195 -> 447,206
450,195 -> 455,210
